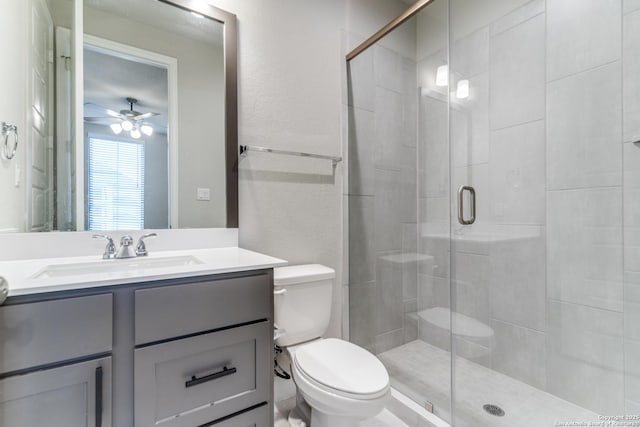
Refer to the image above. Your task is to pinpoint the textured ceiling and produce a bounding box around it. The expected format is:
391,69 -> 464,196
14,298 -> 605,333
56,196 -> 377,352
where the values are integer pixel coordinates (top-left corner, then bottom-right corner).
84,48 -> 169,132
84,0 -> 224,47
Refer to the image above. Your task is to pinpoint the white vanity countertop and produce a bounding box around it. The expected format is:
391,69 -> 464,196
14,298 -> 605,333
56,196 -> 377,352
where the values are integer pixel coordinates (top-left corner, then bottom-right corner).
0,247 -> 287,297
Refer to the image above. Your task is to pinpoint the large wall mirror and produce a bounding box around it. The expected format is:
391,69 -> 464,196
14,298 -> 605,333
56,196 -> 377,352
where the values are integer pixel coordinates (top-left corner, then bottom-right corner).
0,0 -> 237,233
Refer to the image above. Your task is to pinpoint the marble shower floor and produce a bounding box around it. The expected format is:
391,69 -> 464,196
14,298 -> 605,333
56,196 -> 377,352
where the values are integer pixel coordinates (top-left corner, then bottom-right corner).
378,340 -> 600,427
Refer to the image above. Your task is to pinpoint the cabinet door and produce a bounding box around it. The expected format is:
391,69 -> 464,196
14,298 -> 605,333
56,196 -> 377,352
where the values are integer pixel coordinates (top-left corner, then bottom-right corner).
0,357 -> 112,427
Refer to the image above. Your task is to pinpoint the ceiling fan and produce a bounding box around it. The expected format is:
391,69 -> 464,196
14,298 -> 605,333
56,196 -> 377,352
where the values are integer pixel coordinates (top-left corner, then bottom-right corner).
84,97 -> 160,139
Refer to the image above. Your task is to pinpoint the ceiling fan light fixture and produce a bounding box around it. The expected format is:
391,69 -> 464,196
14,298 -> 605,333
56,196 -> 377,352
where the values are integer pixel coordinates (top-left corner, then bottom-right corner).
85,98 -> 160,137
110,123 -> 123,135
140,124 -> 153,136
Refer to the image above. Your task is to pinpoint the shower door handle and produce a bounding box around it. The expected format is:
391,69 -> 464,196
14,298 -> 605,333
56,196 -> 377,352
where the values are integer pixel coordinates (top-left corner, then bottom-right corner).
457,185 -> 476,225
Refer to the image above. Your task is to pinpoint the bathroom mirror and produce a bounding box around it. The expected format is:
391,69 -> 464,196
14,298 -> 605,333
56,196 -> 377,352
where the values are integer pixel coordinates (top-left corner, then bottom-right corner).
0,0 -> 237,233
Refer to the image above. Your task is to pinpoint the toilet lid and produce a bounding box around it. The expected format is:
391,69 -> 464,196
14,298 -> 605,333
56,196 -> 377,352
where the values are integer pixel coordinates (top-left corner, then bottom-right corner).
294,338 -> 389,397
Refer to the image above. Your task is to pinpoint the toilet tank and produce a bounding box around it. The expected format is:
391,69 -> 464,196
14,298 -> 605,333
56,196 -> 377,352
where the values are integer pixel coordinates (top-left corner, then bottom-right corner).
274,264 -> 335,347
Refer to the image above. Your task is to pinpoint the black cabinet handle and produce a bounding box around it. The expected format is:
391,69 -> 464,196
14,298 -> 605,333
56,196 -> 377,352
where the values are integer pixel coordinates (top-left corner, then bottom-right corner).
185,366 -> 237,388
95,366 -> 103,427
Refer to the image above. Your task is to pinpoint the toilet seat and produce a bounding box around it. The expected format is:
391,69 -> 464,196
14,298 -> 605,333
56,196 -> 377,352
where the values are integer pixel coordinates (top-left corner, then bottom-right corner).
292,338 -> 389,400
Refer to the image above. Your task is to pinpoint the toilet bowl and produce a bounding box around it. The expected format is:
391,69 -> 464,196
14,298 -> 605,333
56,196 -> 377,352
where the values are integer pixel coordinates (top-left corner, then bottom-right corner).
274,265 -> 390,427
288,338 -> 389,427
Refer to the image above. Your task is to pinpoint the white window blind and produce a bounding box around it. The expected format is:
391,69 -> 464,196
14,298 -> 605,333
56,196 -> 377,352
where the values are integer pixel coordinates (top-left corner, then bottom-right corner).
88,136 -> 145,231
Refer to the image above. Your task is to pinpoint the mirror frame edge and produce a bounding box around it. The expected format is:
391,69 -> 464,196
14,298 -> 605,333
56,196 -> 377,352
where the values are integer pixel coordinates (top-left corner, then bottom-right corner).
141,0 -> 239,228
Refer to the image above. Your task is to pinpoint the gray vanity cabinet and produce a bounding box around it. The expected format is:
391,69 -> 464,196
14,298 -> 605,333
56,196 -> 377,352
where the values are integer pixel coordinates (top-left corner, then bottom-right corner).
0,357 -> 112,427
0,294 -> 114,426
0,269 -> 274,427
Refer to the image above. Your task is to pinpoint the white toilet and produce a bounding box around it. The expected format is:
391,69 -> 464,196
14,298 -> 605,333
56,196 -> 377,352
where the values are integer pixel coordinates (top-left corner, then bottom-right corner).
274,264 -> 390,427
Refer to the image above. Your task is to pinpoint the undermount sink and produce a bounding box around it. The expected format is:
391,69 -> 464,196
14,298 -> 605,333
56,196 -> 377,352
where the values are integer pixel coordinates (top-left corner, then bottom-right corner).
31,255 -> 204,279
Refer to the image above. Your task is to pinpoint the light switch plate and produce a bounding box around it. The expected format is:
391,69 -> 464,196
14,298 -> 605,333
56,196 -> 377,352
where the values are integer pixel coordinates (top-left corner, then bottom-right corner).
14,165 -> 21,187
196,187 -> 211,201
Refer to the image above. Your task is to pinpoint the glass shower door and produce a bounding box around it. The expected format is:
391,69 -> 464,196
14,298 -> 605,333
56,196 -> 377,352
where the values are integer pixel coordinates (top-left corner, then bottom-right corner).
448,0 -> 631,425
347,1 -> 454,421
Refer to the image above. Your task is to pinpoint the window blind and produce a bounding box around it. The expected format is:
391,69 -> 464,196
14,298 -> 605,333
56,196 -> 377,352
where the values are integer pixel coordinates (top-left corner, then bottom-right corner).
88,136 -> 145,231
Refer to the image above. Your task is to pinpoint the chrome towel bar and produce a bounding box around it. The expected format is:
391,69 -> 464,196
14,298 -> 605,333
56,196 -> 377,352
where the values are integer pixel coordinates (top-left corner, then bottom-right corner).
239,144 -> 342,166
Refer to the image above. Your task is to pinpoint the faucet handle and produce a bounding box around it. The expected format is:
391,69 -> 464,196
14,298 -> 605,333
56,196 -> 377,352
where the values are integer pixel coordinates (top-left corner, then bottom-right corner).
92,234 -> 116,259
136,233 -> 157,256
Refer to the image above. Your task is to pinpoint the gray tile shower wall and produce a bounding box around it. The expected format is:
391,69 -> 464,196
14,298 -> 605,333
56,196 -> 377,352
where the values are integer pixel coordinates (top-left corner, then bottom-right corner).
348,32 -> 419,355
624,4 -> 640,412
546,0 -> 627,415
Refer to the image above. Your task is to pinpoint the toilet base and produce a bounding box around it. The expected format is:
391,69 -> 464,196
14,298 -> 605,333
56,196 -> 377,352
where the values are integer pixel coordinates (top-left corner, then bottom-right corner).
287,406 -> 308,427
288,387 -> 383,427
287,393 -> 311,427
286,405 -> 365,427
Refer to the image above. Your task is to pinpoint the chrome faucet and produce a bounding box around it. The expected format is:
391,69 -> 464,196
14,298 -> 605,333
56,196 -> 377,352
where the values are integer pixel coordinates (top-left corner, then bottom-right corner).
116,235 -> 137,259
93,233 -> 158,259
92,235 -> 117,259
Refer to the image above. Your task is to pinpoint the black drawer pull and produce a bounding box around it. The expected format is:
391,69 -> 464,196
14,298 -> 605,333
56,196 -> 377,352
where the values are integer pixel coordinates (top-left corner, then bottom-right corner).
185,366 -> 237,388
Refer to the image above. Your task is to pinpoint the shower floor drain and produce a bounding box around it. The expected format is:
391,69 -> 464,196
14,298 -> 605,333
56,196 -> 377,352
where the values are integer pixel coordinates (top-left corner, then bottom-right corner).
483,404 -> 505,417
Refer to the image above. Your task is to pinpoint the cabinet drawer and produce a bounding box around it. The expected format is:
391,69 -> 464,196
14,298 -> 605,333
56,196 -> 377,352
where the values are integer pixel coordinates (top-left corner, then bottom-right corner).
134,272 -> 272,345
134,321 -> 271,427
0,294 -> 113,374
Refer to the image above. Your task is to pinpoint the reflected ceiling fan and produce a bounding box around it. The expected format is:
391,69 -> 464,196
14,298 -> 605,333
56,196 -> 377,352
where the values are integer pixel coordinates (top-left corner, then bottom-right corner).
84,97 -> 160,139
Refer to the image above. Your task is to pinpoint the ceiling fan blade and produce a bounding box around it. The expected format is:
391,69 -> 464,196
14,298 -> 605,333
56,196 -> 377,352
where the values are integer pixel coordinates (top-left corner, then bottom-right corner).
105,109 -> 122,118
133,112 -> 160,120
84,117 -> 121,122
84,102 -> 125,119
